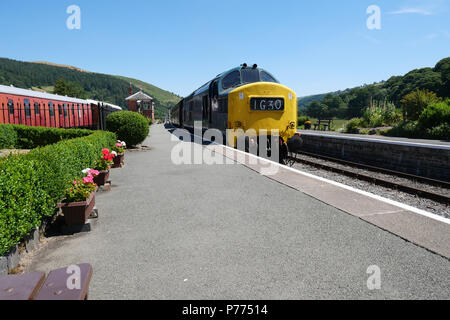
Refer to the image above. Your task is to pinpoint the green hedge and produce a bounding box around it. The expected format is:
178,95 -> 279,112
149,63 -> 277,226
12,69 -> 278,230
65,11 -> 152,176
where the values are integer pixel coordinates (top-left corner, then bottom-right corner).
106,111 -> 149,146
5,125 -> 94,149
0,130 -> 116,255
0,125 -> 18,149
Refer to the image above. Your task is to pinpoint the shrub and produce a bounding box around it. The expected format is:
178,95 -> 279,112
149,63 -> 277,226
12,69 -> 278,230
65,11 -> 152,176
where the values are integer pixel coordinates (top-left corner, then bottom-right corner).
0,125 -> 18,149
381,121 -> 421,139
0,131 -> 116,255
298,116 -> 310,126
418,101 -> 450,129
426,123 -> 450,140
344,118 -> 364,133
106,111 -> 149,146
400,89 -> 440,121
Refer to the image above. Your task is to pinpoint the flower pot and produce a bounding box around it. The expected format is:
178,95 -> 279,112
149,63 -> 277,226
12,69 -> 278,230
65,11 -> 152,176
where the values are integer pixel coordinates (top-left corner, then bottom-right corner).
60,192 -> 95,226
112,153 -> 124,168
304,123 -> 312,130
93,170 -> 110,186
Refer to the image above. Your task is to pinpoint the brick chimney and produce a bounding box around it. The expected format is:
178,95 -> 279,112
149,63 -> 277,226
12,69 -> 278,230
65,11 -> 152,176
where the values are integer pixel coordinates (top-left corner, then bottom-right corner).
128,83 -> 137,111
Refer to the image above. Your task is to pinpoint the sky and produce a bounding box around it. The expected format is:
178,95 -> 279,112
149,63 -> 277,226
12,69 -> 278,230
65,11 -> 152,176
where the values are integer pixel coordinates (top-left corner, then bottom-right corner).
0,0 -> 449,97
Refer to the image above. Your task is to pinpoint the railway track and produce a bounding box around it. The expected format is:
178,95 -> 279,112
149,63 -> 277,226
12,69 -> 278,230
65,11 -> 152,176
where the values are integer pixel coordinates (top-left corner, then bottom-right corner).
289,151 -> 450,205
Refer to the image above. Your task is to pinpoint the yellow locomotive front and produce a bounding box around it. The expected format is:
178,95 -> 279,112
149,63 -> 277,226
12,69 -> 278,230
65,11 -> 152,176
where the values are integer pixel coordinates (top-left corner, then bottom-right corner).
228,82 -> 298,145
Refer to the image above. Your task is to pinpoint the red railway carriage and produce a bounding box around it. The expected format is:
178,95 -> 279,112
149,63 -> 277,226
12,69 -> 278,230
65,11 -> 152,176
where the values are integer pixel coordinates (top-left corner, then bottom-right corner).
0,85 -> 122,130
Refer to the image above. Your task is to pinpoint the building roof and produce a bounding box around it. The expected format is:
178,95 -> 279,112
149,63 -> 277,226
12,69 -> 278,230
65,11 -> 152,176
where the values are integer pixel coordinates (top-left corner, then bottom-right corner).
125,91 -> 153,101
0,84 -> 88,104
85,99 -> 122,111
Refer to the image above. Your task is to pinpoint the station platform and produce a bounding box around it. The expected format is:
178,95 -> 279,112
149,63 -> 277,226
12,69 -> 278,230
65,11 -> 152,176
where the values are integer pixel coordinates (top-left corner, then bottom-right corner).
27,124 -> 450,299
298,130 -> 450,148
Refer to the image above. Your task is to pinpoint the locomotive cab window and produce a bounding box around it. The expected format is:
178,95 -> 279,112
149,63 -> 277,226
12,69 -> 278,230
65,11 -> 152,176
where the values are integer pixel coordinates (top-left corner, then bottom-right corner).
241,68 -> 260,84
222,71 -> 241,90
260,71 -> 277,83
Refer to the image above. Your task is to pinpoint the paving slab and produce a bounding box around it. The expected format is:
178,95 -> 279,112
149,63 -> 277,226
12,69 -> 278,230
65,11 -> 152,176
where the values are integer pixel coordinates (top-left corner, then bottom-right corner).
26,124 -> 450,300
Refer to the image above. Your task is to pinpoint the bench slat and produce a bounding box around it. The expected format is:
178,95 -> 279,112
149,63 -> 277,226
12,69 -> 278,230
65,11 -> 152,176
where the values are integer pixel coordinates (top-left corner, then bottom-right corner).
0,272 -> 46,300
34,263 -> 93,300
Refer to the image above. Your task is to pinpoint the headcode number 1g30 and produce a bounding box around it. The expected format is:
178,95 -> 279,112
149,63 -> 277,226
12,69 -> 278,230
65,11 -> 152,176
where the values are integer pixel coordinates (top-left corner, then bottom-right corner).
226,305 -> 268,316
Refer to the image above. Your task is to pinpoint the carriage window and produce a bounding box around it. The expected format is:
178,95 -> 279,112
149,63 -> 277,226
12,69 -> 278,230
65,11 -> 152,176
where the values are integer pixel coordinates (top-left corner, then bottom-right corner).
222,71 -> 241,90
49,102 -> 55,117
34,102 -> 40,115
260,71 -> 277,83
78,105 -> 82,118
24,99 -> 31,117
241,68 -> 260,84
8,100 -> 14,114
71,104 -> 75,115
63,104 -> 68,117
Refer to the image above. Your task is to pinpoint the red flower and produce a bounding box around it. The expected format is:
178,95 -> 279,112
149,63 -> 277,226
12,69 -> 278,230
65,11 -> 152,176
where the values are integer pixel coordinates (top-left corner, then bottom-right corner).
102,148 -> 109,155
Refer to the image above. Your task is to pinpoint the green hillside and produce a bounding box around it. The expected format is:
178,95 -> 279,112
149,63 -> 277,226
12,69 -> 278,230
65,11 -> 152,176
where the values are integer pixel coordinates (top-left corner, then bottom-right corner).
299,56 -> 450,119
0,58 -> 181,119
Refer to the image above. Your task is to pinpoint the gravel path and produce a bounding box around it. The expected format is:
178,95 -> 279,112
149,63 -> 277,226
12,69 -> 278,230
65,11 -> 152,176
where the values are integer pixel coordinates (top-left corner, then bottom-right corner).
292,154 -> 450,219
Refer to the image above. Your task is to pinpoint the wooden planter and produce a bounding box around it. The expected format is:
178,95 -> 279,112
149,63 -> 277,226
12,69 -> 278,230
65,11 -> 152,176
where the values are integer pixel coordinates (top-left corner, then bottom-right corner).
60,192 -> 95,226
93,170 -> 110,186
112,153 -> 124,168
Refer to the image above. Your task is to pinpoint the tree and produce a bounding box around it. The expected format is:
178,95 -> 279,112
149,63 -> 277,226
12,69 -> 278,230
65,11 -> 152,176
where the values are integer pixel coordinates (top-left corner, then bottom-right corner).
53,78 -> 87,99
434,57 -> 450,97
346,88 -> 371,118
54,78 -> 69,96
305,100 -> 328,119
400,89 -> 440,121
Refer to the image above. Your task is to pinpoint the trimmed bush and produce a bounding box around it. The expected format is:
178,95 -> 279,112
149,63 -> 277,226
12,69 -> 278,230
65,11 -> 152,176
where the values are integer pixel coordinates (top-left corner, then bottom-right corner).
10,125 -> 94,149
106,111 -> 149,146
0,125 -> 18,149
0,131 -> 116,255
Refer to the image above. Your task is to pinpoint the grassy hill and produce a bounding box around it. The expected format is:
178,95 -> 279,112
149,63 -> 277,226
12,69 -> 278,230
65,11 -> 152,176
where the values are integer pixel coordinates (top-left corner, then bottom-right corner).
0,58 -> 181,119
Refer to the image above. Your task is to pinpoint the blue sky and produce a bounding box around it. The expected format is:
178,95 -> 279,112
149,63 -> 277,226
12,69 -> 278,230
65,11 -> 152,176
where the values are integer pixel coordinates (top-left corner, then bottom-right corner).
0,0 -> 449,97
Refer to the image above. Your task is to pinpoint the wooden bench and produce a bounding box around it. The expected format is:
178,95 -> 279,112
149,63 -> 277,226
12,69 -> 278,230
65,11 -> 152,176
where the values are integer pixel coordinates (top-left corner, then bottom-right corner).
313,119 -> 333,131
0,263 -> 93,300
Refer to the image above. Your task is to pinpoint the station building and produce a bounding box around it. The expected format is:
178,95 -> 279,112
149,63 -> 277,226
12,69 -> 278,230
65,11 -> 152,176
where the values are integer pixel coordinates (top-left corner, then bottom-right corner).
126,84 -> 155,122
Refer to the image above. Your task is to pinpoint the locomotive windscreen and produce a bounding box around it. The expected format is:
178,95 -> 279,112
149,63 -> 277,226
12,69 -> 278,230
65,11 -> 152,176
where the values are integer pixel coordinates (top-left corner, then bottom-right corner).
241,68 -> 260,84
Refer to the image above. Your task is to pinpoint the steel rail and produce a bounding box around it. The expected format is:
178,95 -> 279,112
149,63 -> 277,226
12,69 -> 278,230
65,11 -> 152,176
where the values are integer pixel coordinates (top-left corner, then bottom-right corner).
290,153 -> 450,205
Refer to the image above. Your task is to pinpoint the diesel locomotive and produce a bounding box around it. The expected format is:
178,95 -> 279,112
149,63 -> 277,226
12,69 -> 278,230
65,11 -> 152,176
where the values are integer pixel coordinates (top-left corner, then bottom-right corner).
169,64 -> 302,163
